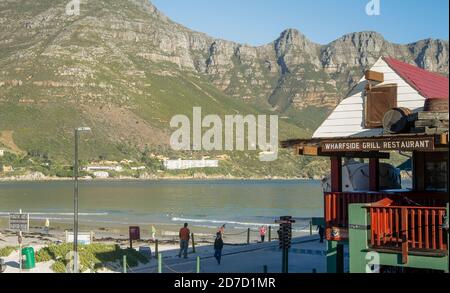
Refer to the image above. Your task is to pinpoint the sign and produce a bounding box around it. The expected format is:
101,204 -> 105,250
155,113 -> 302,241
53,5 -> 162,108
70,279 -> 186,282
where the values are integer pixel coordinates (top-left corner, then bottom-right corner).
326,227 -> 348,241
129,226 -> 141,241
9,213 -> 29,231
65,231 -> 93,245
321,136 -> 435,153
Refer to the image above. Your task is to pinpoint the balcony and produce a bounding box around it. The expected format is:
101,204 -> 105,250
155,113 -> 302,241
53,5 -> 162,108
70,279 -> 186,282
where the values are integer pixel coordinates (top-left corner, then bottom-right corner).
368,205 -> 447,262
348,202 -> 449,272
324,191 -> 448,241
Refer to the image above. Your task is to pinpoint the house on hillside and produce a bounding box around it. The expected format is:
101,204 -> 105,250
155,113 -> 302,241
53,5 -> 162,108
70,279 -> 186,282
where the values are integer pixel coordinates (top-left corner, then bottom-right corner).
84,165 -> 123,172
0,149 -> 5,157
163,159 -> 219,170
93,171 -> 109,179
282,57 -> 449,273
0,164 -> 14,173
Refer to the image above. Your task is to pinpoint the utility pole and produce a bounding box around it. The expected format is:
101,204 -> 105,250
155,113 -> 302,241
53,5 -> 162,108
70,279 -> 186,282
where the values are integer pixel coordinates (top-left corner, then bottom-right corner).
73,127 -> 91,273
73,129 -> 79,273
276,216 -> 295,273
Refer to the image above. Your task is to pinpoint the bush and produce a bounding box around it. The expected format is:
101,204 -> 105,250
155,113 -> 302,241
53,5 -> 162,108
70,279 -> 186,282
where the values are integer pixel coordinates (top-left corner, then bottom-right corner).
51,261 -> 67,273
35,243 -> 149,273
0,246 -> 17,257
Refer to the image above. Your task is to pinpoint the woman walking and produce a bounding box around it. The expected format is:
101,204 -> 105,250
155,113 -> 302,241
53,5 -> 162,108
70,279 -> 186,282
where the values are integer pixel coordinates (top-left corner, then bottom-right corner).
259,226 -> 267,243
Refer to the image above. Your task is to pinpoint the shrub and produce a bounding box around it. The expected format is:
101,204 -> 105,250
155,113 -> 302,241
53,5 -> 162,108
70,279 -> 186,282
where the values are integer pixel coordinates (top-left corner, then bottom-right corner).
0,246 -> 17,257
35,243 -> 149,273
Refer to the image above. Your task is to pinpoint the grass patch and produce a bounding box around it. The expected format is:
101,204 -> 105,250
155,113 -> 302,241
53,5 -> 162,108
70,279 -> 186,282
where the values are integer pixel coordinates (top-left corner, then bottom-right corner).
35,243 -> 149,273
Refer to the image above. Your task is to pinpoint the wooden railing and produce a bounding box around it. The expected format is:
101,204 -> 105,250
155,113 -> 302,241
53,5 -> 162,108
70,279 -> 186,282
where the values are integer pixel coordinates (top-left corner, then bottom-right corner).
325,192 -> 386,227
369,206 -> 447,250
368,205 -> 447,262
324,191 -> 448,229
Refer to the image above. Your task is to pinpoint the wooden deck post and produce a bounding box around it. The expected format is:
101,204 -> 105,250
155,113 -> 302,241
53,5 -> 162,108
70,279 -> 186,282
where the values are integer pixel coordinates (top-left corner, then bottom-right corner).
327,156 -> 344,274
401,208 -> 409,264
369,157 -> 380,191
330,156 -> 342,192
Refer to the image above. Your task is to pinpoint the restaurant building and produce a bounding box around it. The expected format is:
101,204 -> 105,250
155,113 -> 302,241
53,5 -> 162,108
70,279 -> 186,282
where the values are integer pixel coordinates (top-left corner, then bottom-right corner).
283,57 -> 449,273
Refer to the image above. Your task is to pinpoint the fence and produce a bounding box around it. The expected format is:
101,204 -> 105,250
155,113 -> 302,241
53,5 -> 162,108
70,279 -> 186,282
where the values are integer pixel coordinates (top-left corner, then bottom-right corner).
122,221 -> 318,273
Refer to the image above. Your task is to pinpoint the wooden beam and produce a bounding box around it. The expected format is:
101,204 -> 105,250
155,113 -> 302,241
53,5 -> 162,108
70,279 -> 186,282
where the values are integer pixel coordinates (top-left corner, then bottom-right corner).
297,147 -> 390,159
322,152 -> 390,159
369,158 -> 380,192
330,156 -> 342,193
417,112 -> 449,121
365,70 -> 384,82
440,132 -> 449,145
412,151 -> 425,191
401,208 -> 409,264
303,146 -> 320,156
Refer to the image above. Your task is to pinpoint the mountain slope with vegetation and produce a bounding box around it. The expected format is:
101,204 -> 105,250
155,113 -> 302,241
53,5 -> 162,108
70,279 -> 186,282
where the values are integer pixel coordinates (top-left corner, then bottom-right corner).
0,0 -> 447,178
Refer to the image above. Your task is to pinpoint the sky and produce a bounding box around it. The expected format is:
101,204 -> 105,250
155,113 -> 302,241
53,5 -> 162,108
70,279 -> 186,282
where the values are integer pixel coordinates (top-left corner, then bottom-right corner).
151,0 -> 449,46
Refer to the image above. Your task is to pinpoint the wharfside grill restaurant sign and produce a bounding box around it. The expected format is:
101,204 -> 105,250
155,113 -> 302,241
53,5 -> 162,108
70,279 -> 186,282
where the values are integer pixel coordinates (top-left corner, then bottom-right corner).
321,136 -> 435,152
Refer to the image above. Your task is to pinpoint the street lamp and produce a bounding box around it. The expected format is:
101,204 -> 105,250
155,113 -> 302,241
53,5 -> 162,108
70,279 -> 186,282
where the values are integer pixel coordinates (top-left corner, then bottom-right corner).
73,127 -> 91,273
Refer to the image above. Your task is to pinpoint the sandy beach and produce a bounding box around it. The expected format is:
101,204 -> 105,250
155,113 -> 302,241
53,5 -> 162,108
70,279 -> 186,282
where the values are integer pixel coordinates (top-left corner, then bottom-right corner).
1,217 -> 309,247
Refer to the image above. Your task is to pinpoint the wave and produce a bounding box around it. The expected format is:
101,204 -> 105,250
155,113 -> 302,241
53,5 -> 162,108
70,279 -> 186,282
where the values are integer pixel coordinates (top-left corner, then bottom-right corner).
171,217 -> 309,228
0,212 -> 108,216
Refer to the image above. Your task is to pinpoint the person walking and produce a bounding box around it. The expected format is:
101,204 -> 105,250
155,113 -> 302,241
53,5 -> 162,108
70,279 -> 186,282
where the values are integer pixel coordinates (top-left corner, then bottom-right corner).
44,218 -> 50,234
317,225 -> 325,243
214,232 -> 224,265
178,223 -> 190,259
259,226 -> 267,243
151,225 -> 157,241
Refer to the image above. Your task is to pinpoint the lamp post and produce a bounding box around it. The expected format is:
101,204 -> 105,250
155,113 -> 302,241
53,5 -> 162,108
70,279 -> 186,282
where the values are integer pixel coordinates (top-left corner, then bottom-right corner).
73,127 -> 91,273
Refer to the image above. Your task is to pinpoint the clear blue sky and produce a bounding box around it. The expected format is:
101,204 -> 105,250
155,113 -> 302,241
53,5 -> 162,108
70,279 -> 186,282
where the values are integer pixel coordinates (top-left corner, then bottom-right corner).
151,0 -> 449,45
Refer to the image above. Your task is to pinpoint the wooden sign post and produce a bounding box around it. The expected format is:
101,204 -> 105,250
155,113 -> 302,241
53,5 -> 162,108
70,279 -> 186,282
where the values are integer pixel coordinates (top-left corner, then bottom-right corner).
9,210 -> 29,273
129,226 -> 141,249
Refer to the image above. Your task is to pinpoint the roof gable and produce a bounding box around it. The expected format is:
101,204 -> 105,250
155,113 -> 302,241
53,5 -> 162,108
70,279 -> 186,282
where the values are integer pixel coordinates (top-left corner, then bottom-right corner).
383,57 -> 449,99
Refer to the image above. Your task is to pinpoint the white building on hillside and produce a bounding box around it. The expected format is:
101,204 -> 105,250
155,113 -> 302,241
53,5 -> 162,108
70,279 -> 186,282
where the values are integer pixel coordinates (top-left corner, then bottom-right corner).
84,165 -> 123,172
93,171 -> 109,179
163,159 -> 219,170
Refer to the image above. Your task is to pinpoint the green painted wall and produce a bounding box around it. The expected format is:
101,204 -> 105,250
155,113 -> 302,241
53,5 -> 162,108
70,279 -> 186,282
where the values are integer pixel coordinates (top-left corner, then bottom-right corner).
348,203 -> 449,273
326,240 -> 346,273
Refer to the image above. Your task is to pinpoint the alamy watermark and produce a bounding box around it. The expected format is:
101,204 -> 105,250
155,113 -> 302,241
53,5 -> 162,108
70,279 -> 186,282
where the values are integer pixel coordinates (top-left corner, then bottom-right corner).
170,107 -> 279,162
66,0 -> 81,16
365,251 -> 380,273
366,0 -> 381,16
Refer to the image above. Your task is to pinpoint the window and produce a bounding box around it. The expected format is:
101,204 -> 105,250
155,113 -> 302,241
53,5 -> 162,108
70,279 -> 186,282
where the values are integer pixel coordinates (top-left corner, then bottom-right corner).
364,84 -> 398,128
424,153 -> 448,192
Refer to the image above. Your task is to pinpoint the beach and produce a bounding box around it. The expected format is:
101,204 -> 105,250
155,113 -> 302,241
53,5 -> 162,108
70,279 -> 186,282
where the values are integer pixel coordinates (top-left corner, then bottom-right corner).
0,179 -> 321,273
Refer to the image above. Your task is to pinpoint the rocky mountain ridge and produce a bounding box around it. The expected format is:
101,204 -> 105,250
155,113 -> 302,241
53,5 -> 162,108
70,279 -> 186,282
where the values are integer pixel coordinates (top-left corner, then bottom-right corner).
0,0 -> 448,177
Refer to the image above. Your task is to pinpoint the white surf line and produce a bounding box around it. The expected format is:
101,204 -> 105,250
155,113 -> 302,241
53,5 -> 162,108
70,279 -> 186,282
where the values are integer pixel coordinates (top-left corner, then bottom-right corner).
0,212 -> 108,216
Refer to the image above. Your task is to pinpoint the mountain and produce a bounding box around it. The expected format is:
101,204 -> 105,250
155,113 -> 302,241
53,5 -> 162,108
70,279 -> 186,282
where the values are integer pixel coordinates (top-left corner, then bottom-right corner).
0,0 -> 448,178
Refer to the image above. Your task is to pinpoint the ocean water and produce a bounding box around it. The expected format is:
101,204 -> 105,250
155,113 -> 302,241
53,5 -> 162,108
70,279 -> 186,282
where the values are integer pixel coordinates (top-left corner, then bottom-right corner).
0,180 -> 323,232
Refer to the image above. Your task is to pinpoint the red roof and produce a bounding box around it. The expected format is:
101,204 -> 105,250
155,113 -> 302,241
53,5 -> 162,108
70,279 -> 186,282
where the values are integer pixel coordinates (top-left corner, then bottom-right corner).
383,57 -> 449,99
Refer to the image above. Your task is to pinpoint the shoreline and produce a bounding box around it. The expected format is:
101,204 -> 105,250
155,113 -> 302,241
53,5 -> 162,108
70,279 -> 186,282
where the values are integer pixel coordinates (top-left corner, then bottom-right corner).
0,175 -> 320,183
1,218 -> 312,249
